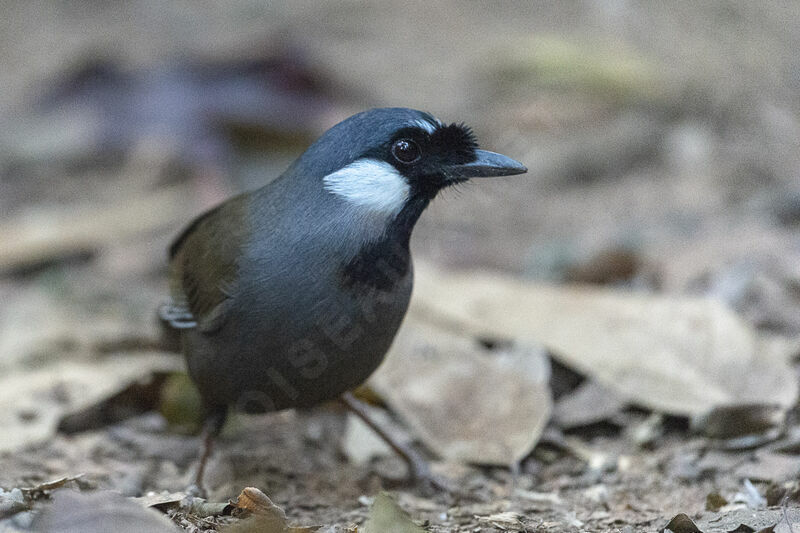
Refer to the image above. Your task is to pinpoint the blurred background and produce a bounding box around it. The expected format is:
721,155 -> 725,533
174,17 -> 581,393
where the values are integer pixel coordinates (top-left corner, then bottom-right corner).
2,2 -> 800,530
3,1 -> 800,301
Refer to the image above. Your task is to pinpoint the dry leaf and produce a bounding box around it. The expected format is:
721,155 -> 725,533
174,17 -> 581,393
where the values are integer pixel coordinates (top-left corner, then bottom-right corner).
0,280 -> 180,452
225,513 -> 289,533
361,492 -> 425,533
411,262 -> 798,416
224,515 -> 321,533
342,412 -> 392,465
0,285 -> 153,372
136,490 -> 187,510
691,506 -> 795,533
661,513 -> 702,533
371,316 -> 551,465
706,491 -> 728,511
21,475 -> 84,496
692,404 -> 785,440
733,452 -> 800,484
726,525 -> 776,533
553,380 -> 627,429
32,490 -> 178,533
139,491 -> 231,517
475,511 -> 527,531
0,354 -> 181,452
0,185 -> 195,273
223,488 -> 320,533
231,487 -> 286,519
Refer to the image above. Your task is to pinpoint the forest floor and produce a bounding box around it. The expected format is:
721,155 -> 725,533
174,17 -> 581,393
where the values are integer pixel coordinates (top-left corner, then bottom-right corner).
2,2 -> 800,532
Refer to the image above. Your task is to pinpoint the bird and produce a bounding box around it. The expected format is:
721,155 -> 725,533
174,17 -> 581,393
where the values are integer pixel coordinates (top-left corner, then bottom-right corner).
159,107 -> 527,493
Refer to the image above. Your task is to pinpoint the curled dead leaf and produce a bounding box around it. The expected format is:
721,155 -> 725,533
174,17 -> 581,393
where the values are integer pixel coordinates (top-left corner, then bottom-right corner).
231,487 -> 287,519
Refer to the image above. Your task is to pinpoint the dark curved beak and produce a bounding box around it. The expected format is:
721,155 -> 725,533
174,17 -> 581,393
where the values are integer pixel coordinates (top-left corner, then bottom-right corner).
446,149 -> 527,180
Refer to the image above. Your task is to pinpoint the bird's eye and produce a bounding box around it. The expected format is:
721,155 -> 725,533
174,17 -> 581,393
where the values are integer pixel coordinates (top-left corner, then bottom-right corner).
391,139 -> 421,164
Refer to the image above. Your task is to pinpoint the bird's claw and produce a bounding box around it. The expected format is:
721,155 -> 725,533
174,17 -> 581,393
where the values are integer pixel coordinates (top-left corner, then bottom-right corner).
407,458 -> 461,497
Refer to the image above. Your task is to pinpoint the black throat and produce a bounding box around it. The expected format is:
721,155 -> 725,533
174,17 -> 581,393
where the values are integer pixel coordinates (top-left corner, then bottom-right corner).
339,195 -> 430,291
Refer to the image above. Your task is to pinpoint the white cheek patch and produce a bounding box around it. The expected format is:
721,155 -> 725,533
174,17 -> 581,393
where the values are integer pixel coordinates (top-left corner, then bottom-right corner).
323,159 -> 410,217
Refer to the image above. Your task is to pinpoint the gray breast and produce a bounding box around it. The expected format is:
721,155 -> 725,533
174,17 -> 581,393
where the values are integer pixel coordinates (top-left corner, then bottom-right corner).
183,170 -> 416,411
183,211 -> 414,413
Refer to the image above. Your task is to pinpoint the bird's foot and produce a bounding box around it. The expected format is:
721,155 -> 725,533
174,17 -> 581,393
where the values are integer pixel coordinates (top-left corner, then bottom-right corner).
406,457 -> 458,495
187,406 -> 227,501
339,393 -> 462,496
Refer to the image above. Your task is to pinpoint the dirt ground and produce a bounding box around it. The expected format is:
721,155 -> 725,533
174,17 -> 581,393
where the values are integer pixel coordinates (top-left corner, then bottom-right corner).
2,2 -> 800,532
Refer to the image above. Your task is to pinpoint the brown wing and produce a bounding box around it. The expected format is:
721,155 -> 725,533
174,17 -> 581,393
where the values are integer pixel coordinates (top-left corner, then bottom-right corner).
162,193 -> 249,333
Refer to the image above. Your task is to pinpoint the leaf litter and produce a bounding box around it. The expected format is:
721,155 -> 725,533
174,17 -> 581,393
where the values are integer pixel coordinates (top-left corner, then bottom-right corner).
370,314 -> 552,466
3,3 -> 800,531
4,261 -> 800,531
411,261 -> 799,416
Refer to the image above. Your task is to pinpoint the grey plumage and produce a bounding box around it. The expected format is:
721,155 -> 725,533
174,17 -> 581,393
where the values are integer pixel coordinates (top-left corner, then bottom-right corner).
161,107 -> 526,451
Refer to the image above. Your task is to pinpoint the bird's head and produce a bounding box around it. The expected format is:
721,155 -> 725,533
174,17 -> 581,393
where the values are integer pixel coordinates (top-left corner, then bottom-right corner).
291,108 -> 526,229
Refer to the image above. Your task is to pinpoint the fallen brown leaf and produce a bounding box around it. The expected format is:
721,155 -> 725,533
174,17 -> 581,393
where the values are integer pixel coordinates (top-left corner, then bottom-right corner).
372,316 -> 551,466
0,185 -> 196,274
0,354 -> 181,452
230,487 -> 286,518
411,262 -> 798,416
553,379 -> 627,429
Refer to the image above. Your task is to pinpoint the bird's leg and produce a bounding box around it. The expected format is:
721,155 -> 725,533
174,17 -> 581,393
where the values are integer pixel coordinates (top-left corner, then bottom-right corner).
187,406 -> 228,498
339,392 -> 451,492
